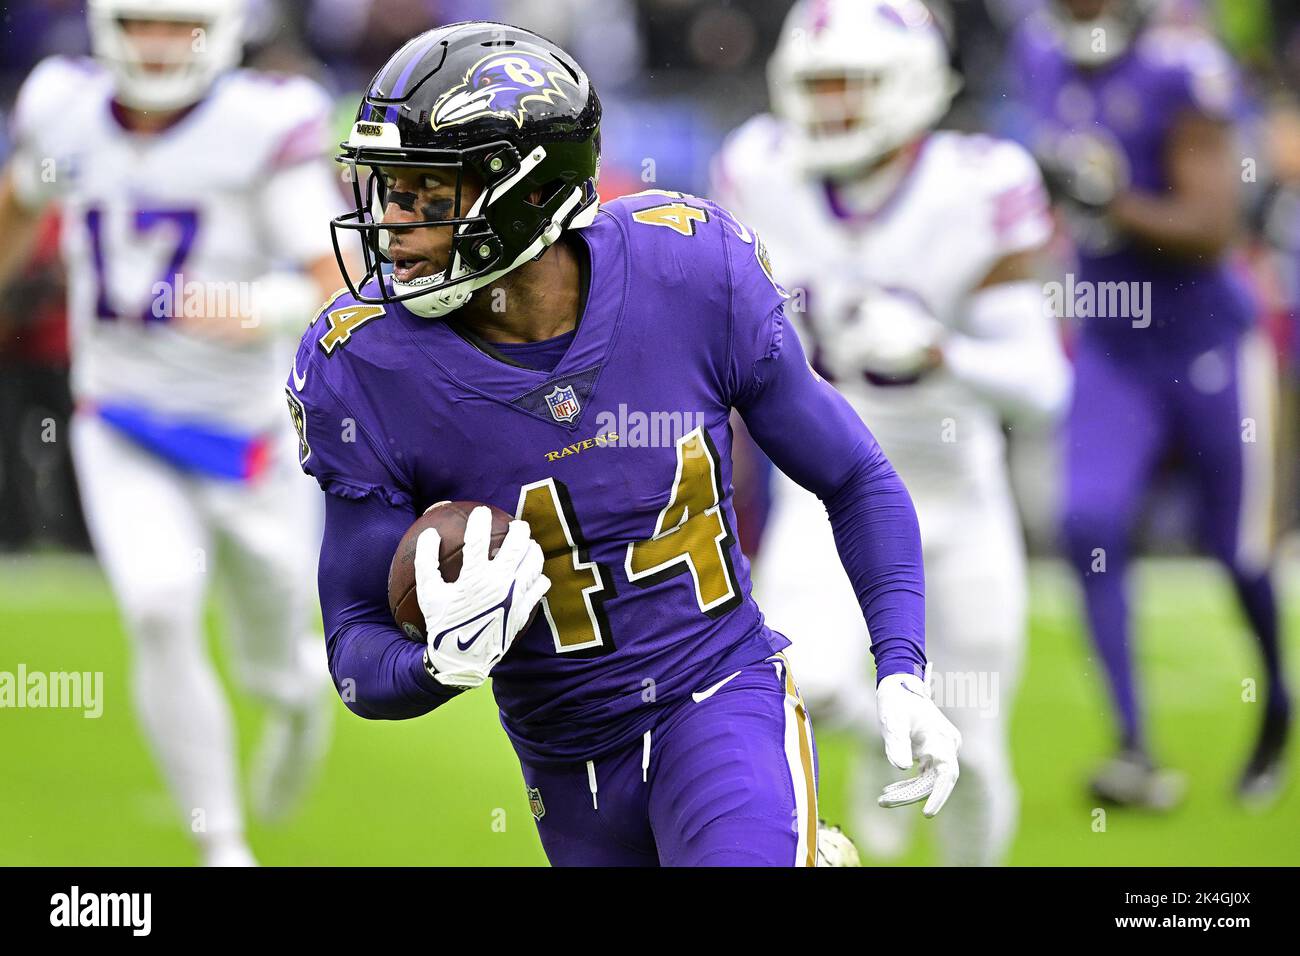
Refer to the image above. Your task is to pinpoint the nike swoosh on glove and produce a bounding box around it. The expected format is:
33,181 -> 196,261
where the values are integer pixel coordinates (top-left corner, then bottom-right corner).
875,673 -> 962,817
415,506 -> 550,690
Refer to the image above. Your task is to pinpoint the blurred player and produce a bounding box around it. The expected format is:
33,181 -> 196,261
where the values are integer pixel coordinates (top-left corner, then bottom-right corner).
290,20 -> 961,867
713,0 -> 1069,865
0,0 -> 345,864
1012,0 -> 1292,807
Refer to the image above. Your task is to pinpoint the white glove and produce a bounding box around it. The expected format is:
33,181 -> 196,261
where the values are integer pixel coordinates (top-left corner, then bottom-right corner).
825,290 -> 945,381
875,673 -> 961,817
415,506 -> 550,690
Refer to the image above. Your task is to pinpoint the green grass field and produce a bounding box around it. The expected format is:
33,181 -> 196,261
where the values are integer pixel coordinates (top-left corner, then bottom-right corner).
1,553 -> 1297,866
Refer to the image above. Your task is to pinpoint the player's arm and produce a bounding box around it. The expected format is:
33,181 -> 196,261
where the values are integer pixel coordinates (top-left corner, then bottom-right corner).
186,79 -> 348,342
317,489 -> 462,720
1,58 -> 78,291
317,484 -> 547,715
0,164 -> 45,292
938,249 -> 1071,423
716,205 -> 958,814
289,326 -> 455,718
934,141 -> 1069,420
733,304 -> 926,680
293,336 -> 546,715
733,301 -> 960,815
1107,110 -> 1240,259
305,253 -> 345,302
256,153 -> 350,318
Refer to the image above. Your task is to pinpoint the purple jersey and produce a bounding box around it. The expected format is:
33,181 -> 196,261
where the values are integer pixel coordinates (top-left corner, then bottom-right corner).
288,192 -> 926,764
1010,22 -> 1256,351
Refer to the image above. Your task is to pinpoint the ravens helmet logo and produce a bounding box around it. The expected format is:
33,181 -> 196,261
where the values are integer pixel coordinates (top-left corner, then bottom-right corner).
430,52 -> 579,131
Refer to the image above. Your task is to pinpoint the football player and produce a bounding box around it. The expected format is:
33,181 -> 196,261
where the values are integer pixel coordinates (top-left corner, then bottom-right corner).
713,0 -> 1069,865
0,0 -> 344,864
1012,0 -> 1291,807
290,20 -> 961,866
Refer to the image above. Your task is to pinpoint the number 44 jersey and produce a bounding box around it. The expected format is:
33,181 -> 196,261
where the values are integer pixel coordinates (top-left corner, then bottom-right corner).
8,55 -> 340,432
288,191 -> 918,763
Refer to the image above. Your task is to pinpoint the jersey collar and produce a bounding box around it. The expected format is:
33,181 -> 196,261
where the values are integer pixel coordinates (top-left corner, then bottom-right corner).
394,209 -> 629,430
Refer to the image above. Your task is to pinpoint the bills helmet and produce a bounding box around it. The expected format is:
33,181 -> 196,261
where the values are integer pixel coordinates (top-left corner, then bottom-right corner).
768,0 -> 959,177
88,0 -> 246,111
332,21 -> 602,318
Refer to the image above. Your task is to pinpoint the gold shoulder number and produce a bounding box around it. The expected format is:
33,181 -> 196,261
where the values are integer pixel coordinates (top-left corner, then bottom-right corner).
631,201 -> 710,237
318,300 -> 385,355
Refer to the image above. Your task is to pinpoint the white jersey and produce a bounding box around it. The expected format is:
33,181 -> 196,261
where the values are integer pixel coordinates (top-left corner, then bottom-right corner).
10,56 -> 342,432
714,117 -> 1053,505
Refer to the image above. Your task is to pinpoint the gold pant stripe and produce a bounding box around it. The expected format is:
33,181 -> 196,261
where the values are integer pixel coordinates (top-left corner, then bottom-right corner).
777,652 -> 818,867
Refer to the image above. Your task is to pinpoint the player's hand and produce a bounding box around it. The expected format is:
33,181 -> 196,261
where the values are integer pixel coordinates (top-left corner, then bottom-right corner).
825,291 -> 944,382
414,506 -> 550,690
875,673 -> 961,817
1034,131 -> 1128,213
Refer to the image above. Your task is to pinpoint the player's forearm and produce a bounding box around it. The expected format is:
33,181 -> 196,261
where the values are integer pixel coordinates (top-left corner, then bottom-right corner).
822,451 -> 927,680
325,620 -> 457,720
942,281 -> 1071,424
1107,110 -> 1241,261
0,169 -> 41,290
1108,188 -> 1238,260
318,490 -> 458,719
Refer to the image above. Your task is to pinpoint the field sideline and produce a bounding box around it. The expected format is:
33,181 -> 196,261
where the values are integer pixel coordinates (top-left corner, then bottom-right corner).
1,553 -> 1297,866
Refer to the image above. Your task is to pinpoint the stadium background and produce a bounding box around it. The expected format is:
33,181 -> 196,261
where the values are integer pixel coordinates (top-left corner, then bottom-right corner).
2,0 -> 1299,865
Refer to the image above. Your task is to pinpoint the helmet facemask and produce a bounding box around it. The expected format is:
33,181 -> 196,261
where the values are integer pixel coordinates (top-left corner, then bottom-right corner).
773,69 -> 894,175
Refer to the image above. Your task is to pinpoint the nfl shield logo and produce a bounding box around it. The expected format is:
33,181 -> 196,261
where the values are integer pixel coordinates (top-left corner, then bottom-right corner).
544,384 -> 581,423
527,786 -> 546,821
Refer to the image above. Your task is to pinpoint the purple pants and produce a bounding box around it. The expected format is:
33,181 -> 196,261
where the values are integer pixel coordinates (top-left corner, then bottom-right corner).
1063,334 -> 1272,572
517,653 -> 820,866
1062,332 -> 1279,747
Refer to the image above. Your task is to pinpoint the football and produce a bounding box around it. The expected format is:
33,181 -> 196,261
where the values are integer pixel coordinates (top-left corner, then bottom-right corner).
387,500 -> 516,642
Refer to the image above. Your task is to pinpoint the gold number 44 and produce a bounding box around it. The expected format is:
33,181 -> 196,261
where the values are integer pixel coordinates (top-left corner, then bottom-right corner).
516,426 -> 740,655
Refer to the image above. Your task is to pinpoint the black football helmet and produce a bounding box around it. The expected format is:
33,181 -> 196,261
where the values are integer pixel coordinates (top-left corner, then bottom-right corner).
331,21 -> 602,317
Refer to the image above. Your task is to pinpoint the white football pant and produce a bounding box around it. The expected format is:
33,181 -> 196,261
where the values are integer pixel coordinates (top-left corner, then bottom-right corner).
71,412 -> 329,858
